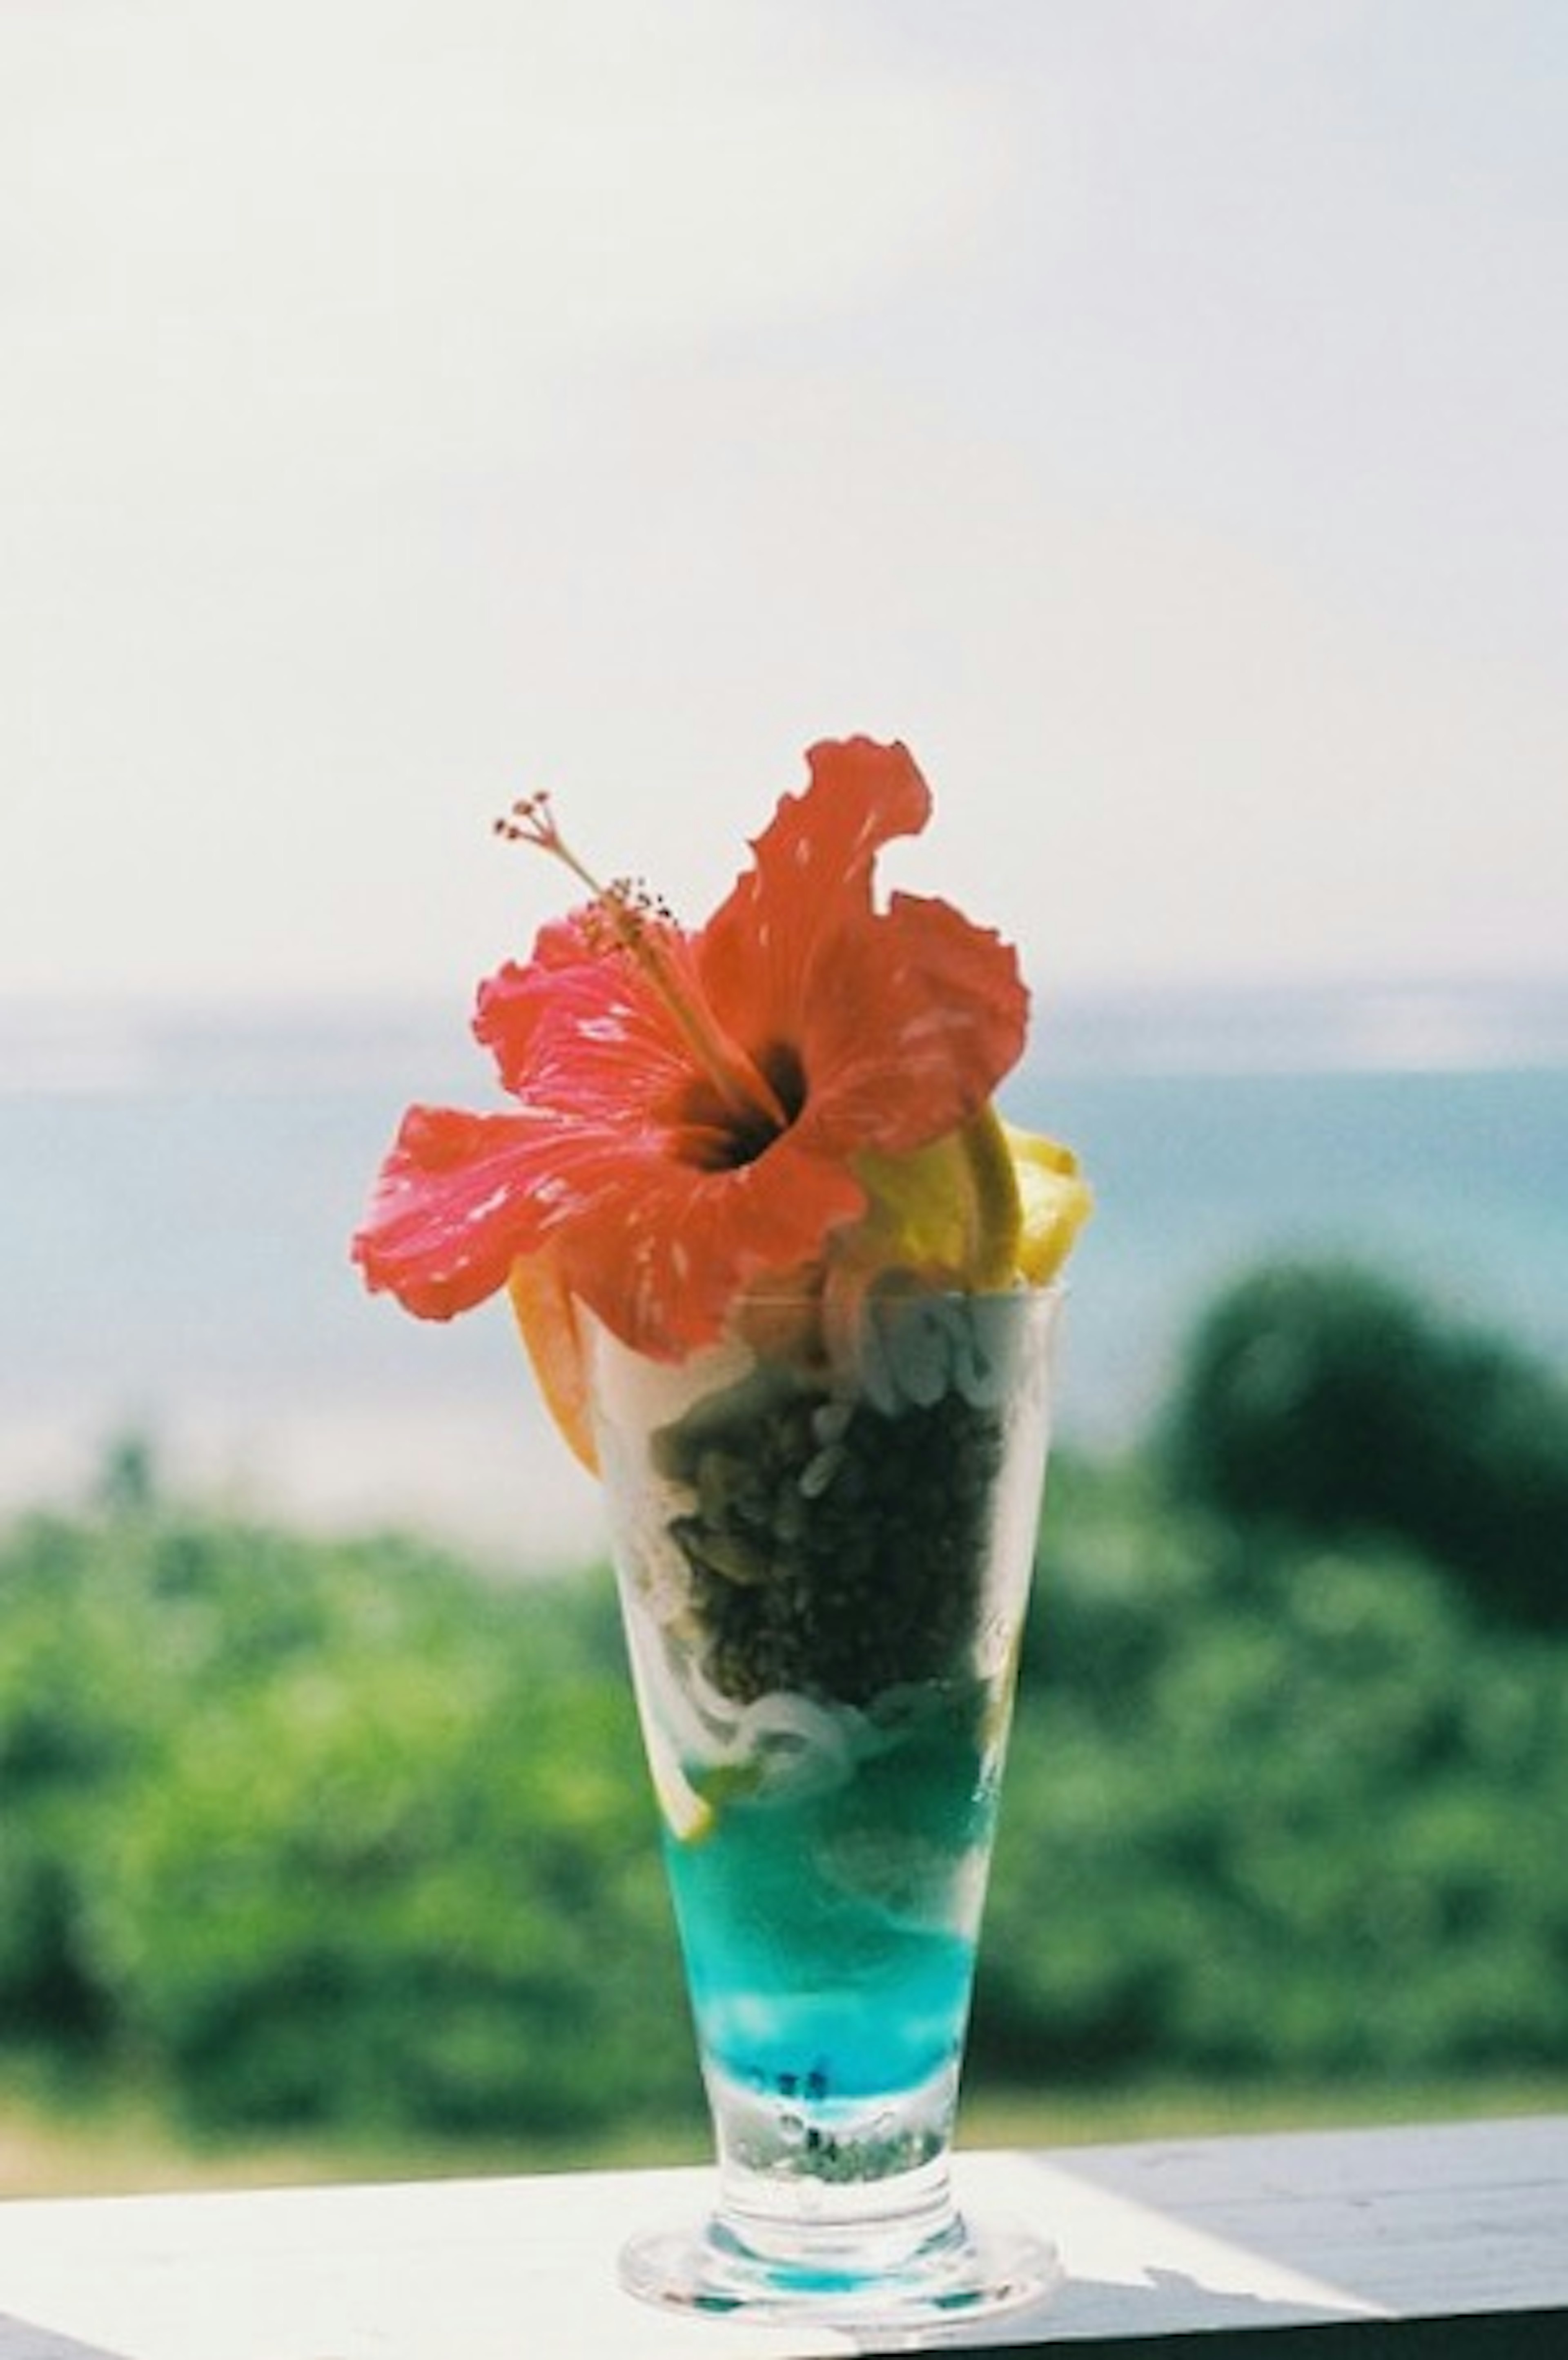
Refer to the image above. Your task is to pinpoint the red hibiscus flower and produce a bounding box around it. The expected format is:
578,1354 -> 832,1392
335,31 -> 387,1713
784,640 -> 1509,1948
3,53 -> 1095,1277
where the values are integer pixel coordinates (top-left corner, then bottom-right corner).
352,738 -> 1028,1367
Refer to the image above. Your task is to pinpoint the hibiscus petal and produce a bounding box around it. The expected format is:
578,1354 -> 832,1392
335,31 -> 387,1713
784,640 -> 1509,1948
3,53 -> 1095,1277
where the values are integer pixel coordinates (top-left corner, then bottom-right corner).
352,1085 -> 868,1355
351,1104 -> 571,1320
700,739 -> 1026,1163
557,1136 -> 866,1359
698,737 -> 931,1048
474,922 -> 692,1117
798,890 -> 1029,1157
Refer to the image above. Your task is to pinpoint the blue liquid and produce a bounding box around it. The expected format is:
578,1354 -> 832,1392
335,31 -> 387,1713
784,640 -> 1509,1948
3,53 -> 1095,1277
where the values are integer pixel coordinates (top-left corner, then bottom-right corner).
664,1705 -> 995,2108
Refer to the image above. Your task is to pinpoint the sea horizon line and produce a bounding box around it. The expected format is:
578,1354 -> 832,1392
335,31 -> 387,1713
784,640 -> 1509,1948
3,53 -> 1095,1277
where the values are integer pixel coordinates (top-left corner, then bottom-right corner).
4,973 -> 1568,1095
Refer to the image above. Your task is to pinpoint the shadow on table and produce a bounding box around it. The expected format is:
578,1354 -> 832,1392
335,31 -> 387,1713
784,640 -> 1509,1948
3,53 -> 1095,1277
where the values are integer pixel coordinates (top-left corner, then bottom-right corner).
0,2309 -> 129,2360
855,2261 -> 1364,2354
861,2269 -> 1566,2354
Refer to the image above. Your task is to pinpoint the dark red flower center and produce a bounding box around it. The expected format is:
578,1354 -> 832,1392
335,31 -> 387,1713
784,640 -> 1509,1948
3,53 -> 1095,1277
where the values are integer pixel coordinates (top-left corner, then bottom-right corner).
676,1039 -> 808,1171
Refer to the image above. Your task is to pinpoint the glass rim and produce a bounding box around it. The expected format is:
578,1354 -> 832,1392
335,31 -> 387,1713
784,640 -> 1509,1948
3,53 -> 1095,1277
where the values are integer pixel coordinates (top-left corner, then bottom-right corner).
573,1275 -> 1069,1344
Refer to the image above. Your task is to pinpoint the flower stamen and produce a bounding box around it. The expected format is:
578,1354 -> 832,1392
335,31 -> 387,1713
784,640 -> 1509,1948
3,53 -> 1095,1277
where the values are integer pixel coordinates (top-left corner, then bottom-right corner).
495,791 -> 789,1139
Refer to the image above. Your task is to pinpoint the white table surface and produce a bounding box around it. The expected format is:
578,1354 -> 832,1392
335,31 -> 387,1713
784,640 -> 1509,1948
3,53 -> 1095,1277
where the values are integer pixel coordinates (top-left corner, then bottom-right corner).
0,2116 -> 1563,2357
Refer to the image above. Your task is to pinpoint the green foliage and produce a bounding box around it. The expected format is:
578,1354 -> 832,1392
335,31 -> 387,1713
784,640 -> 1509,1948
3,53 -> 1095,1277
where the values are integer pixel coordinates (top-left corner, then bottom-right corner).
1156,1258 -> 1568,1627
0,1506 -> 696,2139
3,1260 -> 1567,2143
981,1480 -> 1568,2088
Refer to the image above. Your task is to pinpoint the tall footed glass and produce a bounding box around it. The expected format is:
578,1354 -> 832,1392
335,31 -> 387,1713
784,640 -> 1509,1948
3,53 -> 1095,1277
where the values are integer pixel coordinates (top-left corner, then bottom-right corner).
584,1280 -> 1065,2327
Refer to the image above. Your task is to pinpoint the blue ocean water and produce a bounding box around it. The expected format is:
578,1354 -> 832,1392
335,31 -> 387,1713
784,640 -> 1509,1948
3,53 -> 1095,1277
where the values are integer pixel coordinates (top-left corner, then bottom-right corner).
3,993 -> 1566,1562
1018,1063 -> 1568,1444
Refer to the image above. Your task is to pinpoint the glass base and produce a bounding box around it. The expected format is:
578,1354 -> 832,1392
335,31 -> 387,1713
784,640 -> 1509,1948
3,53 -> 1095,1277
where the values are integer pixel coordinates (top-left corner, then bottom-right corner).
619,2206 -> 1062,2328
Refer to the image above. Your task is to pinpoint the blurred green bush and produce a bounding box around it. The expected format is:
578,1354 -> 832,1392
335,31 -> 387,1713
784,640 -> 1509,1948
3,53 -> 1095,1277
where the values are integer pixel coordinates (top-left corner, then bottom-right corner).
0,1504 -> 697,2139
2,1257 -> 1566,2139
1156,1257 -> 1568,1627
981,1451 -> 1568,2087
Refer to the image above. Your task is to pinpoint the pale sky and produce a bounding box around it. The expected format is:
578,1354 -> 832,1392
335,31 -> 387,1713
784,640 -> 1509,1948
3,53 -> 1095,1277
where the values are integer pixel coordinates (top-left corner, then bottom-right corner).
5,0 -> 1565,1018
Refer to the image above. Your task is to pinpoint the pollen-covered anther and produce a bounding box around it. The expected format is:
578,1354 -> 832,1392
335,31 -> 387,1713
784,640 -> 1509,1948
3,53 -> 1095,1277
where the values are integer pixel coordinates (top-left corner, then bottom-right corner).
592,876 -> 676,953
615,876 -> 674,925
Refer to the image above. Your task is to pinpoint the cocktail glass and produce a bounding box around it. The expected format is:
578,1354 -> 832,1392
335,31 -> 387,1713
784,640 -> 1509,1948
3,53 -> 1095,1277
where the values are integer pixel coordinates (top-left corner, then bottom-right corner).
583,1280 -> 1065,2327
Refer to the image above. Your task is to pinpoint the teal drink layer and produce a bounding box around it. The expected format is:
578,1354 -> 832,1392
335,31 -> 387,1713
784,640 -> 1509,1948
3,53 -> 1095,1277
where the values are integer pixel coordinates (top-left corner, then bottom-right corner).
665,1691 -> 996,2117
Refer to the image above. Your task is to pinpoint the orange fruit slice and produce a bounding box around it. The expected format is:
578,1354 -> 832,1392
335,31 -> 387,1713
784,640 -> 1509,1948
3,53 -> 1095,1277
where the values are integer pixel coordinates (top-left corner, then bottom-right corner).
506,1250 -> 598,1474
